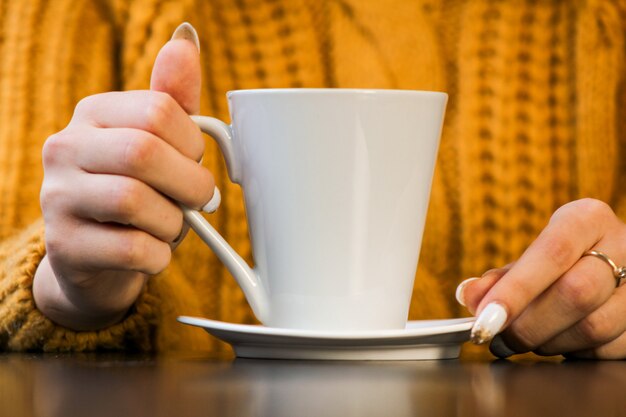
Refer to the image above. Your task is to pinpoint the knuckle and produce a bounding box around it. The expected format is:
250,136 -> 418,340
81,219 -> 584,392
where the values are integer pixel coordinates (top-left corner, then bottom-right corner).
120,233 -> 170,275
123,132 -> 158,174
42,132 -> 71,167
575,198 -> 612,220
118,232 -> 148,270
543,236 -> 576,271
109,180 -> 142,223
45,227 -> 69,260
576,310 -> 617,346
557,274 -> 601,314
552,199 -> 613,230
39,180 -> 66,211
143,92 -> 176,134
74,95 -> 98,117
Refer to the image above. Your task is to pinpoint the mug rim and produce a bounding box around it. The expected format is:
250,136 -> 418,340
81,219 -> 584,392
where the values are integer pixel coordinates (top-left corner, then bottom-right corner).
227,88 -> 447,99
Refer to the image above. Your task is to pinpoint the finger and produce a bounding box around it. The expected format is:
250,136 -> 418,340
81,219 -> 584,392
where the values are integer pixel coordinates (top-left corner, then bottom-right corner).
470,199 -> 614,344
46,221 -> 172,276
536,283 -> 626,356
64,172 -> 184,243
74,127 -> 214,209
565,330 -> 626,360
72,90 -> 204,161
151,23 -> 201,115
457,264 -> 513,315
489,253 -> 618,357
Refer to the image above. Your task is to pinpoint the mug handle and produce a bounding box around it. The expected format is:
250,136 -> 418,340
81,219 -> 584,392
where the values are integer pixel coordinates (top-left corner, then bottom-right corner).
180,115 -> 268,323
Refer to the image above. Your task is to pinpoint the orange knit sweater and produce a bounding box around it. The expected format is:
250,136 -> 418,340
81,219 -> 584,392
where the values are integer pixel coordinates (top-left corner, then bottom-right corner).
1,0 -> 625,353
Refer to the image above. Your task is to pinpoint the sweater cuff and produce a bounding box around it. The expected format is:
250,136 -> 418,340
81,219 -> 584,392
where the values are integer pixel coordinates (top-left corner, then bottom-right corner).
0,220 -> 159,352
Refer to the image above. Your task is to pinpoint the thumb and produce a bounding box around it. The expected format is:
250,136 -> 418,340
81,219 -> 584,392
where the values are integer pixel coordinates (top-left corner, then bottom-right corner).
150,22 -> 201,115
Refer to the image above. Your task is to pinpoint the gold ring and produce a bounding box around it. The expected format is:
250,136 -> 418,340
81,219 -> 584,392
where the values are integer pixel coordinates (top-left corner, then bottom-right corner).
581,250 -> 626,288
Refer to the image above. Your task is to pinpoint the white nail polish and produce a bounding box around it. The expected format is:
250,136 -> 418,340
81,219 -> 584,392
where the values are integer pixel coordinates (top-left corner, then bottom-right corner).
489,334 -> 516,358
455,277 -> 480,307
202,186 -> 221,213
171,22 -> 200,52
470,302 -> 508,344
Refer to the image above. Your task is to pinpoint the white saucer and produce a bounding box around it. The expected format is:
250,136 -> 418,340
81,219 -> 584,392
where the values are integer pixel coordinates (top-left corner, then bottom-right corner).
177,316 -> 475,361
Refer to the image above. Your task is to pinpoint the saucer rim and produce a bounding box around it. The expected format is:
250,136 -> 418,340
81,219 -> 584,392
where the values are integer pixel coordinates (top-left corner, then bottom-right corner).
177,316 -> 475,340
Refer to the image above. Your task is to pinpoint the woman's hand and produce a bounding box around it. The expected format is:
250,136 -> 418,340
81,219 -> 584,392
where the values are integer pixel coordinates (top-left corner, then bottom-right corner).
457,198 -> 626,359
33,24 -> 214,330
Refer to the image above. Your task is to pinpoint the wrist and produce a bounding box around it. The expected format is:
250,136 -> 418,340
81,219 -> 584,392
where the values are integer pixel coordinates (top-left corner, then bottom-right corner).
33,255 -> 136,331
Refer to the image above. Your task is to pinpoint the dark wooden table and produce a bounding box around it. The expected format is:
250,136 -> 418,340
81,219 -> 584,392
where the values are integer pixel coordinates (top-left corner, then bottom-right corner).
0,349 -> 624,417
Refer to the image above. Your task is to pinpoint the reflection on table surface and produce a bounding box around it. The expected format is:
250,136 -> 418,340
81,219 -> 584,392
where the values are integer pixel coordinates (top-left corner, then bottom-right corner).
0,351 -> 624,417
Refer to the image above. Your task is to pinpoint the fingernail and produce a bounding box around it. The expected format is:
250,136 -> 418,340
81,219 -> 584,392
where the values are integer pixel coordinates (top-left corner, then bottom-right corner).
455,277 -> 480,307
202,186 -> 221,213
470,302 -> 508,344
489,334 -> 516,358
171,22 -> 200,52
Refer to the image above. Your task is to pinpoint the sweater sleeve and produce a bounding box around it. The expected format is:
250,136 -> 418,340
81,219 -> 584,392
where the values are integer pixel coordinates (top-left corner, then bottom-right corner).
0,220 -> 160,351
0,0 -> 164,352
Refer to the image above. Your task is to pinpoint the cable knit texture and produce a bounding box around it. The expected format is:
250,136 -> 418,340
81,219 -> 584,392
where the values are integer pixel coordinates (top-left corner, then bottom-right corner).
0,0 -> 625,354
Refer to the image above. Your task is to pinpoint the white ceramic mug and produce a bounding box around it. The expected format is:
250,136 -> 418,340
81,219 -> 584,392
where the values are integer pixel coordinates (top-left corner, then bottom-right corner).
184,89 -> 447,331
